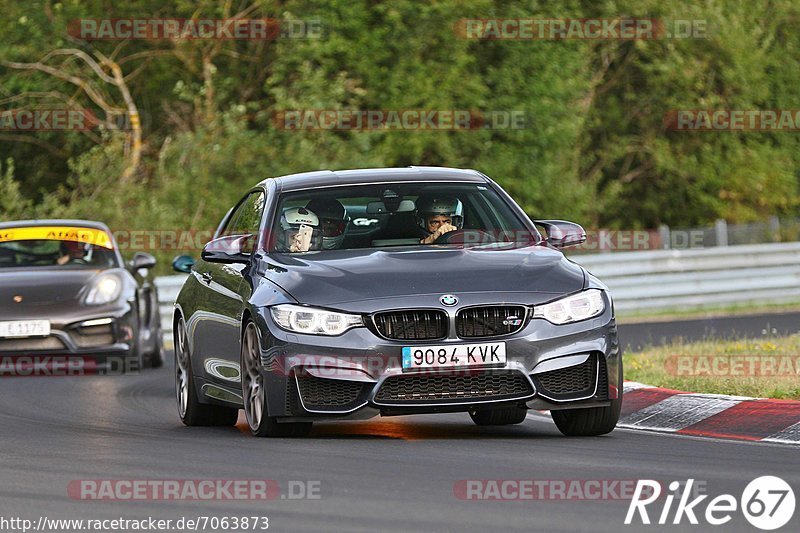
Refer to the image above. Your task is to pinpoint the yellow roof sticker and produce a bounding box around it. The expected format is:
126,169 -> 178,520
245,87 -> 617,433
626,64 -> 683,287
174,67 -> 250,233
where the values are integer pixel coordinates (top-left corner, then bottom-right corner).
0,226 -> 114,249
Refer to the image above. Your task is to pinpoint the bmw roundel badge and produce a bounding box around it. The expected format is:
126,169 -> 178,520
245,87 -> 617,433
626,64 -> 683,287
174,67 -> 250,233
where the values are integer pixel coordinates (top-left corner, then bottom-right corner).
440,294 -> 458,306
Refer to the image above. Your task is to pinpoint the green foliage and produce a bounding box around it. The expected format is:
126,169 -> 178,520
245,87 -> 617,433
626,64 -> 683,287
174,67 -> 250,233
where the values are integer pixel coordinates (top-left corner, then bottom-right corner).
579,0 -> 800,226
0,159 -> 30,218
1,0 -> 799,253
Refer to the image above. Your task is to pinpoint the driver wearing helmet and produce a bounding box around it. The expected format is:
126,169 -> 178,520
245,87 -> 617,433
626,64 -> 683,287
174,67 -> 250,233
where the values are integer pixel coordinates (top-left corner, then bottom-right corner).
57,240 -> 91,265
278,207 -> 322,252
305,198 -> 349,250
415,196 -> 464,244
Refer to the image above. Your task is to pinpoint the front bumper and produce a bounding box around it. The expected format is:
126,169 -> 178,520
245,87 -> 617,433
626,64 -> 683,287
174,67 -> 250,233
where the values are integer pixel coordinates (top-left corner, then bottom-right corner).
244,303 -> 621,420
0,306 -> 137,367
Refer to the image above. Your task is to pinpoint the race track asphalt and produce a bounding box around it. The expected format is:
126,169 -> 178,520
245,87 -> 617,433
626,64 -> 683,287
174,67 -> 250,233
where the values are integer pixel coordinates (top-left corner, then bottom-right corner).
618,311 -> 800,351
1,353 -> 798,533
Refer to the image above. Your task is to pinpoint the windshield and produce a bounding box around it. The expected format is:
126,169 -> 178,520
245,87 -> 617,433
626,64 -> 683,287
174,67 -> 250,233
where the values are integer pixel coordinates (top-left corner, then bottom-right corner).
0,238 -> 118,269
270,182 -> 536,253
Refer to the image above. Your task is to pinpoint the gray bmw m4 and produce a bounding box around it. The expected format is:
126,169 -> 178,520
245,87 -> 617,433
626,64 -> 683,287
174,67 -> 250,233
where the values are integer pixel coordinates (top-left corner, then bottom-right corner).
172,167 -> 622,437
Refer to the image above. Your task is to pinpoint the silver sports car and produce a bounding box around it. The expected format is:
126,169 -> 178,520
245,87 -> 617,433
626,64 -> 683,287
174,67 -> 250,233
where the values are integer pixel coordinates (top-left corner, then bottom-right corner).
0,219 -> 163,373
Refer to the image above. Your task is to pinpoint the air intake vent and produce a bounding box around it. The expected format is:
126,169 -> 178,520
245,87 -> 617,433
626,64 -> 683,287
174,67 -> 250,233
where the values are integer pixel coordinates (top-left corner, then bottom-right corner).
373,310 -> 448,340
296,374 -> 366,412
374,371 -> 533,405
456,306 -> 527,338
532,353 -> 599,401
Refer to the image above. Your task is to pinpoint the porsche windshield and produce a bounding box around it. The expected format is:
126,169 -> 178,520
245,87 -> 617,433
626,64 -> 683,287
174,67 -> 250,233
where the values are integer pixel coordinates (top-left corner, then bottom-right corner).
0,239 -> 118,269
270,183 -> 536,253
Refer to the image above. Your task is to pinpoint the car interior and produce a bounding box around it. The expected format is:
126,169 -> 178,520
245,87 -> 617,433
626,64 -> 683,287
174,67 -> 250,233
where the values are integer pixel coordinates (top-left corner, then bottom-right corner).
273,184 -> 537,253
0,239 -> 117,268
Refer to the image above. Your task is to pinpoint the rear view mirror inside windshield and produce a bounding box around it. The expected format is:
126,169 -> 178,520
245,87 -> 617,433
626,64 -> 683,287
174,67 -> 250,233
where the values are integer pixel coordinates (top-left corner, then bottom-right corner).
366,200 -> 415,214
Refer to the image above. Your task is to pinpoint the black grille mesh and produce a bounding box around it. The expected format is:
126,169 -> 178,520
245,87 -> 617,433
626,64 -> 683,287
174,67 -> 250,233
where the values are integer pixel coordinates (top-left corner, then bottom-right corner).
534,354 -> 598,400
375,371 -> 532,404
596,357 -> 609,401
456,306 -> 527,338
296,375 -> 364,410
373,310 -> 447,340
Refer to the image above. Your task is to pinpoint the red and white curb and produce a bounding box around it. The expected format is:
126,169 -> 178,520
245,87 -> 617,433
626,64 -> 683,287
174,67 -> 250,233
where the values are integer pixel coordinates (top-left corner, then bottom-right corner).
619,382 -> 800,445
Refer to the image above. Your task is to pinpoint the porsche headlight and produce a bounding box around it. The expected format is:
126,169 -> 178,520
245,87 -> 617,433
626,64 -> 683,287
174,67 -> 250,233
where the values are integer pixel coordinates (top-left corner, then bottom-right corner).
85,275 -> 122,305
533,289 -> 605,325
270,305 -> 363,336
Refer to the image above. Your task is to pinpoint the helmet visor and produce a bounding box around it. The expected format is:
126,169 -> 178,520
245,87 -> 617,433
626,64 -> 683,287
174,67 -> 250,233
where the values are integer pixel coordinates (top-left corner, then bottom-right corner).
320,217 -> 347,237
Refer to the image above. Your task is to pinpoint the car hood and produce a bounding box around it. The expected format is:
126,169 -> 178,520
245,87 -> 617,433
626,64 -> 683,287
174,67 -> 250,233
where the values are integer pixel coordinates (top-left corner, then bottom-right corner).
261,245 -> 585,308
0,268 -> 114,311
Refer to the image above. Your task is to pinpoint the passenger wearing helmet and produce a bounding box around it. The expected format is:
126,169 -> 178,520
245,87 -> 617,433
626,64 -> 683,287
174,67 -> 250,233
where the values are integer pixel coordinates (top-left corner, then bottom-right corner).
57,240 -> 92,265
278,207 -> 322,252
305,198 -> 349,250
415,196 -> 464,244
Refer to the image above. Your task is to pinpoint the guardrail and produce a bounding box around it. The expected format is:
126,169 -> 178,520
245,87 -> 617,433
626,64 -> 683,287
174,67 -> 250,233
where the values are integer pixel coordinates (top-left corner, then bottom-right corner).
155,274 -> 187,347
569,241 -> 800,312
155,241 -> 800,343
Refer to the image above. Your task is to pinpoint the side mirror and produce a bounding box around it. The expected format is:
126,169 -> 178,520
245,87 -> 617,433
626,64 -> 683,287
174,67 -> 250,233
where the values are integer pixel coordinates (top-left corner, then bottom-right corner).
130,252 -> 157,270
201,234 -> 253,264
534,220 -> 586,249
172,255 -> 195,273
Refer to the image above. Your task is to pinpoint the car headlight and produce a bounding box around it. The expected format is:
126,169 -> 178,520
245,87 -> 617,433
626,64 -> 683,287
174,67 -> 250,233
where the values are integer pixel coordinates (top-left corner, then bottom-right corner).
533,289 -> 605,325
270,304 -> 363,336
85,275 -> 122,305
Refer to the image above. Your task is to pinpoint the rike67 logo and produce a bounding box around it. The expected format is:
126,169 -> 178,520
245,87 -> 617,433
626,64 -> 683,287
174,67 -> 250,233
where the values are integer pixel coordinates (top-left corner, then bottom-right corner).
626,477 -> 795,530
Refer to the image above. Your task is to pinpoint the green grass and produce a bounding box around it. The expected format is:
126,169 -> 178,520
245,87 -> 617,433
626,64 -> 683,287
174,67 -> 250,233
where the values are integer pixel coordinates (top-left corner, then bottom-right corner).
624,335 -> 800,400
617,301 -> 800,324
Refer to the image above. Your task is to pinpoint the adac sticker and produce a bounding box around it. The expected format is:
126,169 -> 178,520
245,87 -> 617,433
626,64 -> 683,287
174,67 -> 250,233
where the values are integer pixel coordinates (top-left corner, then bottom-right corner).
0,226 -> 114,249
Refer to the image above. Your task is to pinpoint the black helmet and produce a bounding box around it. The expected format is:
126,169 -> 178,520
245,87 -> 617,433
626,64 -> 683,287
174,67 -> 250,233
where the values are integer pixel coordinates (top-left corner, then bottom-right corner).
414,196 -> 464,236
305,198 -> 349,250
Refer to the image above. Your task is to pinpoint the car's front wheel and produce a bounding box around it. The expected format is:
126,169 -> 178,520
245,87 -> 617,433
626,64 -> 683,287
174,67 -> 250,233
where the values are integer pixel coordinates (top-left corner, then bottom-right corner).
175,317 -> 239,427
551,359 -> 622,436
241,321 -> 312,438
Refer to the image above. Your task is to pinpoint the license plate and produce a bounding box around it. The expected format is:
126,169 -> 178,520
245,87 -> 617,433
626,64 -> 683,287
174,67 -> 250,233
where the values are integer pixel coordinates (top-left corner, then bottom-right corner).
0,320 -> 51,338
402,342 -> 506,370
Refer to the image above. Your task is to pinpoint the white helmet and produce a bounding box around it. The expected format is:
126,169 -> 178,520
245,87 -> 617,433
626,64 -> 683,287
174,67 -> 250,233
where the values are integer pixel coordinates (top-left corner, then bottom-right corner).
277,207 -> 321,252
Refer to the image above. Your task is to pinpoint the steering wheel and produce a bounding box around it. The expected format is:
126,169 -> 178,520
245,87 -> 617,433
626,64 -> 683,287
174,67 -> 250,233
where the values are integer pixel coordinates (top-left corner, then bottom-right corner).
433,228 -> 497,245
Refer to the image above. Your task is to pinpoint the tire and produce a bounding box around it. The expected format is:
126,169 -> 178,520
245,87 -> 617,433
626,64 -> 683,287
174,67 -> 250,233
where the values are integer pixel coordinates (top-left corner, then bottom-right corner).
123,337 -> 143,374
175,317 -> 239,427
551,358 -> 622,437
241,321 -> 312,438
469,405 -> 528,426
122,303 -> 143,373
145,327 -> 164,369
149,342 -> 164,368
